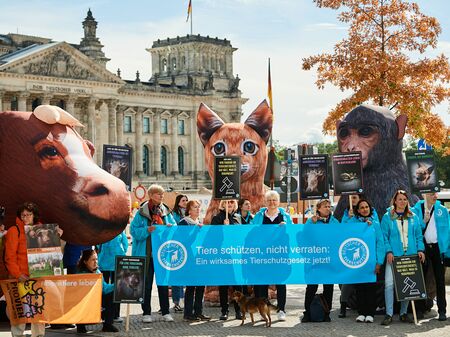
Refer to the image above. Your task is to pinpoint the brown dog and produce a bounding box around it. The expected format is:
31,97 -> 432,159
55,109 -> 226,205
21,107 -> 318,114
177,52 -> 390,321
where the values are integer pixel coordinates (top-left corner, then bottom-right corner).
232,291 -> 277,327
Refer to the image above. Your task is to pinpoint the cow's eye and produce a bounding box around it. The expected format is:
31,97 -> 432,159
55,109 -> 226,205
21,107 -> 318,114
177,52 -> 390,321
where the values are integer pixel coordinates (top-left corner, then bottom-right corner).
242,140 -> 259,155
211,141 -> 226,156
38,146 -> 59,158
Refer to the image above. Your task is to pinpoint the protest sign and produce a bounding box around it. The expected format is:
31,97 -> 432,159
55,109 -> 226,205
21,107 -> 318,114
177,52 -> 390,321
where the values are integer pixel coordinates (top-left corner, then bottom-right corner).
152,223 -> 376,286
114,256 -> 146,303
392,255 -> 427,301
102,145 -> 133,191
331,152 -> 364,195
405,150 -> 439,194
213,156 -> 240,199
299,154 -> 329,200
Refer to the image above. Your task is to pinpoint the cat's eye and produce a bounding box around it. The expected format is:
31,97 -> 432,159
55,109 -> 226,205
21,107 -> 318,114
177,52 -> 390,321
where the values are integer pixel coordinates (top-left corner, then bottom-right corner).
242,140 -> 259,155
211,141 -> 227,156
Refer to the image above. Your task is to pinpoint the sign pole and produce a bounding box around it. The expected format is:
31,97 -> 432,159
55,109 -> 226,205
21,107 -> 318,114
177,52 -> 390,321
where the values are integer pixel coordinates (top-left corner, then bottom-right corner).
411,300 -> 418,325
125,303 -> 130,332
348,195 -> 353,217
225,200 -> 229,222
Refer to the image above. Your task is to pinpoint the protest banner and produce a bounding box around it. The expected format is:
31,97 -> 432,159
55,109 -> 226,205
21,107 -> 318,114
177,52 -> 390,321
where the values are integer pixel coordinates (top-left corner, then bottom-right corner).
0,274 -> 102,324
213,156 -> 240,200
114,256 -> 146,303
331,152 -> 364,195
26,223 -> 63,278
299,154 -> 329,200
102,145 -> 133,191
405,150 -> 439,194
152,223 -> 376,286
392,255 -> 427,302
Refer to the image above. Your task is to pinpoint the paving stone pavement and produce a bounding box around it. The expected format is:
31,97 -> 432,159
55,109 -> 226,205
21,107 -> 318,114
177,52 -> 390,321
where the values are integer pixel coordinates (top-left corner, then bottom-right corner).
1,285 -> 449,337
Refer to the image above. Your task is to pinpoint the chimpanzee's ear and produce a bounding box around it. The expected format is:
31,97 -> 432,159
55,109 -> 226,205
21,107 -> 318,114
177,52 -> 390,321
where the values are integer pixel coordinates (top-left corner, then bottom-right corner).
396,114 -> 407,140
197,103 -> 224,146
244,100 -> 273,143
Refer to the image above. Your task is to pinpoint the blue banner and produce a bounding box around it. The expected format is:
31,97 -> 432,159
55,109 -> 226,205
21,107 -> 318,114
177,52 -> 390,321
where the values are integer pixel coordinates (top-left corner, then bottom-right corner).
151,224 -> 376,286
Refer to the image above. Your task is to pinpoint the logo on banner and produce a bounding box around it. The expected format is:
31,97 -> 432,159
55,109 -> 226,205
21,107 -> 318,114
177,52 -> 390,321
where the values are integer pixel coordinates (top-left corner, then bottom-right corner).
339,238 -> 369,269
157,240 -> 187,271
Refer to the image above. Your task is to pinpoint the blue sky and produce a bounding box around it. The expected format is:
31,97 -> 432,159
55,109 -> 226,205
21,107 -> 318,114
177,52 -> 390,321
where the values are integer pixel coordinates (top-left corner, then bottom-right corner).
1,0 -> 448,145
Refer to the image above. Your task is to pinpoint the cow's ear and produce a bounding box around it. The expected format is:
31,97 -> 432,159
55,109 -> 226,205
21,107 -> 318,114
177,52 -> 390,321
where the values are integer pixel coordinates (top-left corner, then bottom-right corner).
85,140 -> 95,157
197,103 -> 224,146
244,100 -> 273,144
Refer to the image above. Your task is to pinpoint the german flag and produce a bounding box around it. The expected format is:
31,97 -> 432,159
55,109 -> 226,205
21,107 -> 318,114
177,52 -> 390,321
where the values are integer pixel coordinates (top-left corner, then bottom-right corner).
268,58 -> 273,112
186,0 -> 192,22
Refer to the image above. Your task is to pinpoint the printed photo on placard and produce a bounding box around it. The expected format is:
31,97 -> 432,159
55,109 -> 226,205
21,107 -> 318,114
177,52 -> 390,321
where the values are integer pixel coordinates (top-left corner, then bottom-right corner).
102,145 -> 133,191
299,154 -> 329,200
331,152 -> 364,195
114,256 -> 146,303
405,150 -> 439,194
279,160 -> 299,203
213,156 -> 241,200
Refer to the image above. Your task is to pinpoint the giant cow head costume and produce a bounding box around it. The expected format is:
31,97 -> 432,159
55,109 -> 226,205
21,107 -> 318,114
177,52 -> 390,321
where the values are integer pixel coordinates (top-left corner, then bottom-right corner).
0,105 -> 130,245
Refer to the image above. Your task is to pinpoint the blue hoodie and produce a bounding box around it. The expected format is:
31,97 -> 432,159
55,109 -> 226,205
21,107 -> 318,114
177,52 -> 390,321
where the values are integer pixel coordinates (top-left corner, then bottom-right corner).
412,200 -> 450,258
252,207 -> 293,225
381,207 -> 424,257
97,231 -> 128,271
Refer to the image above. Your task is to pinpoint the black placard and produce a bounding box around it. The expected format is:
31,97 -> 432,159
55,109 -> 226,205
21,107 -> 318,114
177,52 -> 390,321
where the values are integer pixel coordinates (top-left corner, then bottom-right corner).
299,154 -> 329,200
331,152 -> 364,195
113,256 -> 146,303
213,156 -> 241,199
102,145 -> 133,191
405,150 -> 439,194
392,255 -> 427,301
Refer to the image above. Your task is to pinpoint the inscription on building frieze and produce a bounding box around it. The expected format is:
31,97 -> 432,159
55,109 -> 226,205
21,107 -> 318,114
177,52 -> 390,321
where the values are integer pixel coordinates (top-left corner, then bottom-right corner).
27,83 -> 92,95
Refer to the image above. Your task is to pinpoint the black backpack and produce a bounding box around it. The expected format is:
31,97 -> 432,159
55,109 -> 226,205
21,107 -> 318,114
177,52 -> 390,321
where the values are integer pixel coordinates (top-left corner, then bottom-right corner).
310,294 -> 330,322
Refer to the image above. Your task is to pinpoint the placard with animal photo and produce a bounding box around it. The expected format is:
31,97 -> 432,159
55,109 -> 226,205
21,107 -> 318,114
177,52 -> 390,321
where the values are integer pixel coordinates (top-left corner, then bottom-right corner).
331,152 -> 364,195
213,156 -> 241,200
114,256 -> 146,303
405,150 -> 439,194
26,223 -> 63,278
299,154 -> 329,200
279,160 -> 299,203
102,145 -> 133,191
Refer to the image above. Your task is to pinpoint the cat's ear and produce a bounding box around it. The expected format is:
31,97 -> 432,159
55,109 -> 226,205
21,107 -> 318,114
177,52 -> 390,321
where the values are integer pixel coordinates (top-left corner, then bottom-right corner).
197,103 -> 224,146
244,100 -> 273,143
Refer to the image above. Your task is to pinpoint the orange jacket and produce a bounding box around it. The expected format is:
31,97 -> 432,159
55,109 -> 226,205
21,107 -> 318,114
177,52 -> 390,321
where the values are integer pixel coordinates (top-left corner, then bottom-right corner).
4,217 -> 29,278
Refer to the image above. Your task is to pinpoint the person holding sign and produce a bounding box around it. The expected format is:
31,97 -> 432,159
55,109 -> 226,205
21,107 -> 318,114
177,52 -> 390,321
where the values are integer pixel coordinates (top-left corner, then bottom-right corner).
412,193 -> 449,321
253,191 -> 293,321
380,190 -> 425,326
301,199 -> 339,323
130,184 -> 176,323
343,199 -> 385,323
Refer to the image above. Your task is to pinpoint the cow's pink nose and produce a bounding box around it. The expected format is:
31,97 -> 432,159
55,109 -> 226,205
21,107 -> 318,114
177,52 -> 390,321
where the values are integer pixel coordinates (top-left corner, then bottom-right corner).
84,182 -> 109,196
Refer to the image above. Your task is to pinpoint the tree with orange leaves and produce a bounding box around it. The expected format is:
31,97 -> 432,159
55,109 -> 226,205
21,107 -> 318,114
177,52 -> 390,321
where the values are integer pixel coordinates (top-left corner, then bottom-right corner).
302,0 -> 450,149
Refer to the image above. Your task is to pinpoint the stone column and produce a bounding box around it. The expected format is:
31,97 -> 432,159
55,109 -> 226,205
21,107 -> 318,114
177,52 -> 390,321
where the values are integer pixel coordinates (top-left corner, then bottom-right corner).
116,106 -> 124,146
170,113 -> 179,176
153,110 -> 162,176
66,95 -> 76,118
41,93 -> 52,105
18,92 -> 29,111
135,108 -> 144,176
87,97 -> 98,143
226,51 -> 233,76
189,115 -> 196,176
0,90 -> 4,111
107,99 -> 118,145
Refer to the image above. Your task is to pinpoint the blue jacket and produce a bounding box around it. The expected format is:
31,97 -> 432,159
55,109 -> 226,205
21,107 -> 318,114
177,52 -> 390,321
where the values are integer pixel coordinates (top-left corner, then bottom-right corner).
252,207 -> 293,225
381,207 -> 424,257
305,215 -> 340,225
172,212 -> 183,224
412,200 -> 450,257
342,207 -> 379,224
130,202 -> 176,257
97,231 -> 128,271
344,215 -> 385,265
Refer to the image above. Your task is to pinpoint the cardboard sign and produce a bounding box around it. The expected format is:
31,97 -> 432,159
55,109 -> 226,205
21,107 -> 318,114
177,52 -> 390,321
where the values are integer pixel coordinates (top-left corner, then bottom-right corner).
331,152 -> 364,195
102,145 -> 133,191
392,255 -> 427,301
279,160 -> 299,203
299,154 -> 329,200
213,156 -> 241,199
406,150 -> 439,194
113,256 -> 146,303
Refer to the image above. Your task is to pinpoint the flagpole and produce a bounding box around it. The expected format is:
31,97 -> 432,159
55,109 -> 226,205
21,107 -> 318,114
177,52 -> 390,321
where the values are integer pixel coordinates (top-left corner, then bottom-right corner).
191,5 -> 193,35
268,57 -> 275,190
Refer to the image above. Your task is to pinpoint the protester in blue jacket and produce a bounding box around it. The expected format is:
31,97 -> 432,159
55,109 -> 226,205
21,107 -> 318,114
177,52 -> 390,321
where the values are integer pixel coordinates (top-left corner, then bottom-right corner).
412,193 -> 449,321
343,199 -> 385,323
130,184 -> 176,324
302,199 -> 339,323
380,190 -> 425,326
98,231 -> 128,323
253,190 -> 293,322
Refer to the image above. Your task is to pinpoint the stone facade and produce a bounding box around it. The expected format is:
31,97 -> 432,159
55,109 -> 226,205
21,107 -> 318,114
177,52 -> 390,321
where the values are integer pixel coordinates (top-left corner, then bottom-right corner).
0,10 -> 247,190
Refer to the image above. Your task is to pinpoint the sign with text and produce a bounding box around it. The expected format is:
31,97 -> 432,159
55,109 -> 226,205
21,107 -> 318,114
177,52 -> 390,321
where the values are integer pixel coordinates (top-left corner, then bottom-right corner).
405,150 -> 439,194
102,145 -> 133,191
392,255 -> 427,301
113,256 -> 146,303
213,156 -> 241,199
151,223 -> 376,286
331,152 -> 364,195
299,154 -> 329,200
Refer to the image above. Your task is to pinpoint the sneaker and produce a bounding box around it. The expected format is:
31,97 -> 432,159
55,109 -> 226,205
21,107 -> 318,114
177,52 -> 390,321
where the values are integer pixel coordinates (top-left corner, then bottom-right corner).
365,316 -> 374,323
102,324 -> 119,332
381,315 -> 392,326
219,312 -> 228,320
400,314 -> 413,323
438,313 -> 447,321
196,314 -> 211,321
184,315 -> 200,322
356,315 -> 365,322
162,313 -> 174,322
114,317 -> 124,323
173,304 -> 183,313
142,315 -> 152,323
157,309 -> 162,314
277,310 -> 286,321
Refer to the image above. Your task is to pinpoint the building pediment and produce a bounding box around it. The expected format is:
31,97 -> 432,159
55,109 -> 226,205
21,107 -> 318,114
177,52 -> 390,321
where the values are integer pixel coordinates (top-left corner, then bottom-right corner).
0,42 -> 123,84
